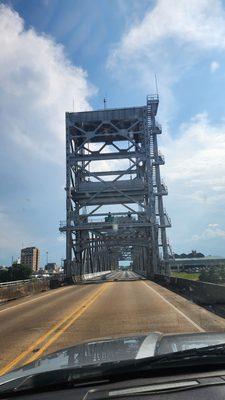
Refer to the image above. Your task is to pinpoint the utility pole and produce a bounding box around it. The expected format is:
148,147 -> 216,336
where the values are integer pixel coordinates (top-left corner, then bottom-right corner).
46,251 -> 49,265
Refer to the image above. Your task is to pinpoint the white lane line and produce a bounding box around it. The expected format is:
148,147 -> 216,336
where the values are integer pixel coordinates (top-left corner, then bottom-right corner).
0,286 -> 72,314
107,272 -> 116,280
142,281 -> 204,332
111,271 -> 120,279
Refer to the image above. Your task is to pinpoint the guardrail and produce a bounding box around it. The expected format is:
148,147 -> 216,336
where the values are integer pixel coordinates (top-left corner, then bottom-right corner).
82,271 -> 111,280
0,278 -> 39,287
0,278 -> 50,303
71,271 -> 112,283
154,274 -> 225,305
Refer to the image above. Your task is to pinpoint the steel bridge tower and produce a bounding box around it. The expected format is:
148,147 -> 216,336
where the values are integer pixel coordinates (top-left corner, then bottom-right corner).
59,95 -> 171,281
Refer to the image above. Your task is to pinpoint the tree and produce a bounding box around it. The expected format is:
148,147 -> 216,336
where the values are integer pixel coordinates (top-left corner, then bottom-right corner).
199,266 -> 225,283
0,264 -> 32,283
195,252 -> 205,258
187,250 -> 205,258
207,268 -> 220,283
199,269 -> 208,282
0,269 -> 10,283
10,264 -> 32,281
173,253 -> 180,258
174,251 -> 205,259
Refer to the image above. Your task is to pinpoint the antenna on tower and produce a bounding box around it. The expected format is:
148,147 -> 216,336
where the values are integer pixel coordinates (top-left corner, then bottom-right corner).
73,97 -> 75,112
103,93 -> 107,110
154,73 -> 159,96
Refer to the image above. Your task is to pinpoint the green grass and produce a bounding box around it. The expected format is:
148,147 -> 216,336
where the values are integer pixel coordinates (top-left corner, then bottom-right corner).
171,272 -> 200,280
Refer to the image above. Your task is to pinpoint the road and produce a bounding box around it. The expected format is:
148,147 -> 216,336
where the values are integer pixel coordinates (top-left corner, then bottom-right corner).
93,270 -> 143,281
1,270 -> 225,375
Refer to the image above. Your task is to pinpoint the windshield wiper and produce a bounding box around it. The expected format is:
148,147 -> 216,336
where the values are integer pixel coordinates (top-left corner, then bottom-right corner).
1,343 -> 225,397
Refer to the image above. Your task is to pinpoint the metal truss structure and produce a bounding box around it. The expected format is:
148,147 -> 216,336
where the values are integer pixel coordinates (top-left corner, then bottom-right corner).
59,95 -> 171,281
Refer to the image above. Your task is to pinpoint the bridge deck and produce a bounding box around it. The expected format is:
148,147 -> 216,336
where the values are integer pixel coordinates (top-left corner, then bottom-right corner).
1,272 -> 225,376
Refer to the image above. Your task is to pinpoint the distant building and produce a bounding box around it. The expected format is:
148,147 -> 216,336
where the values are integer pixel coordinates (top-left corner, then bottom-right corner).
171,256 -> 225,272
21,247 -> 40,271
45,263 -> 57,273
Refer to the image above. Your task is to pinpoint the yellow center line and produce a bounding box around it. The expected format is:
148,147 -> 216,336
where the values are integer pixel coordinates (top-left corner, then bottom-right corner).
0,283 -> 110,376
26,283 -> 109,364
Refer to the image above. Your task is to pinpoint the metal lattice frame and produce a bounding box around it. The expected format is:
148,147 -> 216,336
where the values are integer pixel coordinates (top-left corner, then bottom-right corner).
60,95 -> 171,281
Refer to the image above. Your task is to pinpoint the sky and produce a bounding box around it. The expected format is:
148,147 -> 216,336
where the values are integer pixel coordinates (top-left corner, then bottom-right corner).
1,0 -> 225,266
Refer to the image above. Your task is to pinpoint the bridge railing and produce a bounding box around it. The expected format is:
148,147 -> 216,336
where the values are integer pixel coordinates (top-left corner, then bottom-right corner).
0,278 -> 50,303
0,278 -> 37,287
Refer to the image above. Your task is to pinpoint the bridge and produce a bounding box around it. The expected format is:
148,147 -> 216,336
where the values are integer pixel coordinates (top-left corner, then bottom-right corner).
60,95 -> 171,281
1,96 -> 224,376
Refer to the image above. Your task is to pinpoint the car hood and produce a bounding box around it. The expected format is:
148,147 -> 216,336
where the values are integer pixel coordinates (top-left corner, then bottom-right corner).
1,331 -> 225,385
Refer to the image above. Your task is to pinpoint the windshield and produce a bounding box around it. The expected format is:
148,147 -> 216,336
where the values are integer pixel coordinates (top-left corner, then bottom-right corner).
1,0 -> 225,386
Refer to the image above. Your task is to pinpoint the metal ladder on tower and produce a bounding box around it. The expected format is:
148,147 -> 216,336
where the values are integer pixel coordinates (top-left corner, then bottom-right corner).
147,97 -> 156,186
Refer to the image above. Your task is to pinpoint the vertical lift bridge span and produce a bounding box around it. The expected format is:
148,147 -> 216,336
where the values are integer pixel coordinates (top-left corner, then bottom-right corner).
59,95 -> 171,281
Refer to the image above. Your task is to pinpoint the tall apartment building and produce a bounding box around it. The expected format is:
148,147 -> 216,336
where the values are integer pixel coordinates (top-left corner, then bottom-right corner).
21,247 -> 40,271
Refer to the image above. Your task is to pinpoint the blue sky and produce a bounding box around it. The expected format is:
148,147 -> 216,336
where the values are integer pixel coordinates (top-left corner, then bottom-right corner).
1,0 -> 225,266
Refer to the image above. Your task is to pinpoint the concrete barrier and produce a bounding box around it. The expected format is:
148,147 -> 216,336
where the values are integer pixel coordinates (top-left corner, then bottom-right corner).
82,271 -> 111,280
0,278 -> 50,303
72,271 -> 112,283
154,274 -> 225,305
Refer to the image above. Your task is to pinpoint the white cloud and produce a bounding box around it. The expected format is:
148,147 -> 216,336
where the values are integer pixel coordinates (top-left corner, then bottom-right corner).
0,4 -> 96,264
210,60 -> 220,72
111,0 -> 225,59
158,112 -> 225,254
0,4 -> 96,164
192,224 -> 225,241
108,0 -> 225,121
162,112 -> 225,201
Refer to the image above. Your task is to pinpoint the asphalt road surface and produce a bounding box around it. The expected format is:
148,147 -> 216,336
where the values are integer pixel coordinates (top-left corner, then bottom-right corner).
1,270 -> 225,375
98,270 -> 143,281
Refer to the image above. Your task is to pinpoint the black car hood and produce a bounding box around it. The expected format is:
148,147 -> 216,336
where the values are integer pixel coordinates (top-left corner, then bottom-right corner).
1,331 -> 225,385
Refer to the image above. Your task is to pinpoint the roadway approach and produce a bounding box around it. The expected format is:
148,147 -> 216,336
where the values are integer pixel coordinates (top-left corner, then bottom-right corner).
1,271 -> 225,376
